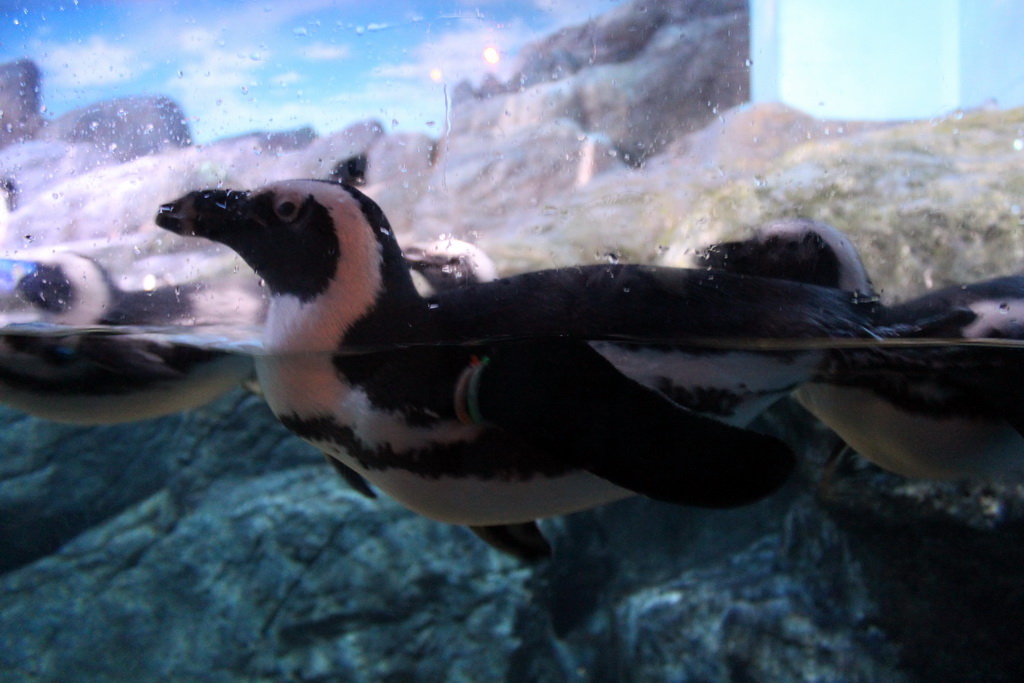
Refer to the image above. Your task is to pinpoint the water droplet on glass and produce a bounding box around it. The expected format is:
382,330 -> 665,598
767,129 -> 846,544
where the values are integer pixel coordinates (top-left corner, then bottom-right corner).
999,303 -> 1011,313
1013,139 -> 1024,152
241,86 -> 249,95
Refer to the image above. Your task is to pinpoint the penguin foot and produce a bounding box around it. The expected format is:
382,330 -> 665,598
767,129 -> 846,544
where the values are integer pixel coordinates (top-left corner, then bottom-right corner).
468,522 -> 552,561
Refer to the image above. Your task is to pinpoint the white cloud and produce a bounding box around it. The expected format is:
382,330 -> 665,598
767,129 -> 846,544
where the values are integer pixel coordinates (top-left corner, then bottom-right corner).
271,71 -> 305,87
302,42 -> 352,61
178,27 -> 222,54
36,35 -> 149,88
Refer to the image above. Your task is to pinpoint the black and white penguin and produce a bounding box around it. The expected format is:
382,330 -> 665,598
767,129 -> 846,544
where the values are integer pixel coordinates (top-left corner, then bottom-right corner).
403,237 -> 499,296
703,218 -> 1024,481
0,251 -> 257,424
700,218 -> 877,300
155,180 -> 884,540
578,220 -> 881,429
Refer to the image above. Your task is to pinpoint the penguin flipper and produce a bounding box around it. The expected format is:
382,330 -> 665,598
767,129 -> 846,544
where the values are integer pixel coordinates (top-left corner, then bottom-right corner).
468,522 -> 551,561
323,453 -> 377,499
474,341 -> 796,508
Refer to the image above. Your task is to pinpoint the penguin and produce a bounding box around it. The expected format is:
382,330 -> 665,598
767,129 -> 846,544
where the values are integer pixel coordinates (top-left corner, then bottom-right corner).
403,238 -> 499,296
406,236 -> 826,429
700,218 -> 876,300
0,251 -> 257,424
588,221 -> 879,428
155,180 -> 882,541
702,218 -> 1024,482
329,153 -> 368,187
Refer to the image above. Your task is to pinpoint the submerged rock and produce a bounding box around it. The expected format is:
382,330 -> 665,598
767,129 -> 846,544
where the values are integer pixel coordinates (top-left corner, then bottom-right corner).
4,396 -> 1024,682
612,502 -> 905,683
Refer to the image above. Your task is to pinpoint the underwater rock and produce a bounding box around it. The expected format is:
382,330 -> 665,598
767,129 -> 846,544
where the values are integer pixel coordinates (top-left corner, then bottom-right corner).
0,59 -> 43,150
0,426 -> 537,682
0,391 -> 316,574
611,501 -> 906,683
814,444 -> 1024,683
41,95 -> 193,163
2,390 -> 1024,681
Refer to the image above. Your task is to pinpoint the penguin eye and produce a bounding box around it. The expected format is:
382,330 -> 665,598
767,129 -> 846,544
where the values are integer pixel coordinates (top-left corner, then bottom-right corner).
274,199 -> 301,222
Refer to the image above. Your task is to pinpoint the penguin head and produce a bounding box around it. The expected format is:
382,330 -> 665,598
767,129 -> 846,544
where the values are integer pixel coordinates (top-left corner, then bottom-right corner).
0,252 -> 114,326
404,238 -> 498,296
158,179 -> 414,301
157,180 -> 419,349
702,218 -> 875,299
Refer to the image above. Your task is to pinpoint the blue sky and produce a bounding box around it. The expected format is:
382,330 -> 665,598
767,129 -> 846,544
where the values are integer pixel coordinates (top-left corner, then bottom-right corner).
0,1 -> 623,143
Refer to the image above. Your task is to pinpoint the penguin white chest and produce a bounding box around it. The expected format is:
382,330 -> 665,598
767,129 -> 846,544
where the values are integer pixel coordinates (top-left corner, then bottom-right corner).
253,352 -> 629,525
795,383 -> 1024,481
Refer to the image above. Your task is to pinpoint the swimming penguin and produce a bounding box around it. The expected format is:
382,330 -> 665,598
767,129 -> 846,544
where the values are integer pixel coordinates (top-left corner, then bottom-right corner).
0,251 -> 257,424
155,180 -> 888,547
404,238 -> 499,296
700,218 -> 877,300
591,219 -> 869,429
703,218 -> 1024,481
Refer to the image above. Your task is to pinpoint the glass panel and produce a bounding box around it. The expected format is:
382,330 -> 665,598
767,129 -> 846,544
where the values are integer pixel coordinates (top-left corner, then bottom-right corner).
2,3 -> 1024,681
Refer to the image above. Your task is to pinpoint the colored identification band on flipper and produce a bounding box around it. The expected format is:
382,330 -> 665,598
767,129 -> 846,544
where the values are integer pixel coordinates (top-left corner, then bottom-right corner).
454,355 -> 490,425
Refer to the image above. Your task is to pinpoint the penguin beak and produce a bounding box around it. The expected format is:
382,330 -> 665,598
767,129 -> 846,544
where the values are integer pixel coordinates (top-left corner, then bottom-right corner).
156,189 -> 252,240
0,258 -> 38,297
